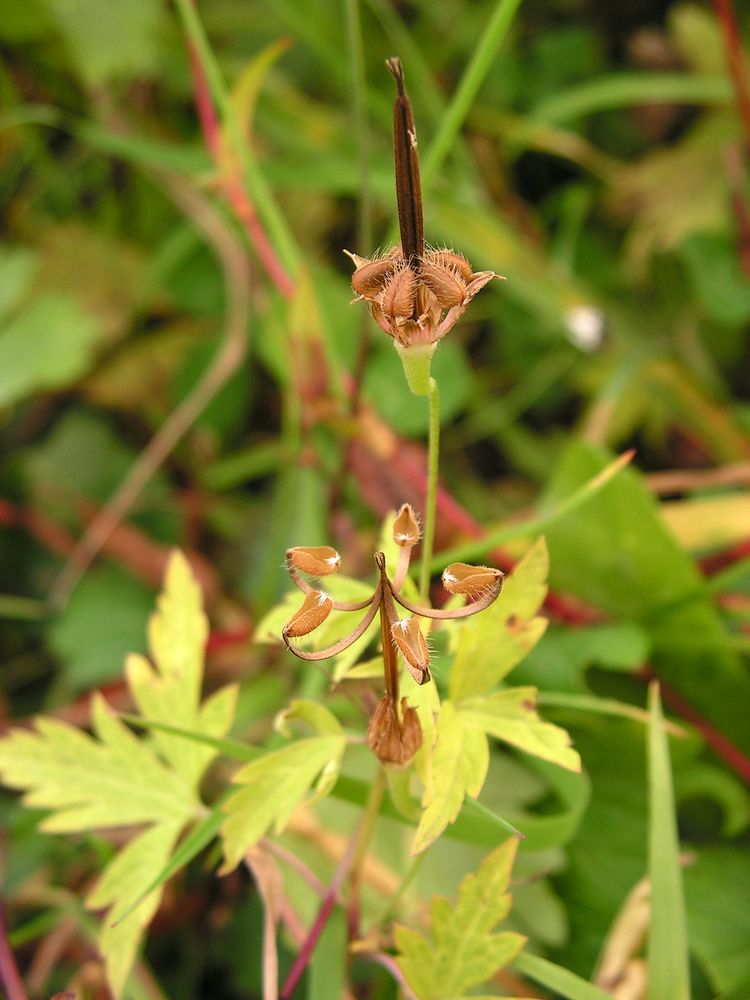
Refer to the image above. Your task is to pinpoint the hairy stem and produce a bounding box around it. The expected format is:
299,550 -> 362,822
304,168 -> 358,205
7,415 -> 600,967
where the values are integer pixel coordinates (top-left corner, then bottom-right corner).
419,376 -> 440,601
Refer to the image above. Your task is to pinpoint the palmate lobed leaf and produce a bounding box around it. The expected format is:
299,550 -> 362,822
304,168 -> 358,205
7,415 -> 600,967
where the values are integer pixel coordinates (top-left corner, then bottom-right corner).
414,538 -> 578,852
460,688 -> 581,773
125,552 -> 238,791
221,732 -> 346,872
0,695 -> 198,832
449,537 -> 549,703
395,838 -> 526,999
87,821 -> 184,998
412,701 -> 488,855
0,551 -> 236,998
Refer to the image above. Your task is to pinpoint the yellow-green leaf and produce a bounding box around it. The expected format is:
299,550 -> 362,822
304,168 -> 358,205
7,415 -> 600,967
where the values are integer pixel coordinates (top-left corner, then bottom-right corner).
86,821 -> 182,999
395,838 -> 526,998
221,734 -> 346,871
449,538 -> 549,703
461,688 -> 581,772
412,701 -> 489,854
0,694 -> 197,833
126,550 -> 235,790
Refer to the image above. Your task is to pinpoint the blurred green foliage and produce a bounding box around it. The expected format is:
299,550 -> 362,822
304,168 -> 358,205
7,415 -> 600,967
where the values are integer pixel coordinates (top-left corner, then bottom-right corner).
2,0 -> 750,997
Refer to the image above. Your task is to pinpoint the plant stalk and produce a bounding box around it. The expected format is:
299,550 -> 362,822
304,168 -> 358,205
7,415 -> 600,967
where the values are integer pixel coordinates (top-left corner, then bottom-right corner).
419,376 -> 440,601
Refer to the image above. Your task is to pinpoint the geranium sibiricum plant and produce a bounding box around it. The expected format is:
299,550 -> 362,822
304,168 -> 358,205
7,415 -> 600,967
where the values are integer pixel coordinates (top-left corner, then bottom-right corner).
282,503 -> 503,766
346,58 -> 502,599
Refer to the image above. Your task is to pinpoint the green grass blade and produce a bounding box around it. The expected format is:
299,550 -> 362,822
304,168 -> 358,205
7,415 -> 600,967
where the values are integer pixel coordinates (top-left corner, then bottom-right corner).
532,72 -> 731,123
171,0 -> 300,274
421,0 -> 524,188
431,449 -> 634,569
647,682 -> 691,1000
513,952 -> 615,1000
120,714 -> 261,762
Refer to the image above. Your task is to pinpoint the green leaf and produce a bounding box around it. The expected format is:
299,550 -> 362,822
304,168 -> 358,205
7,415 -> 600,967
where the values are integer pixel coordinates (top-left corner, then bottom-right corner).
275,698 -> 344,738
46,0 -> 166,85
221,734 -> 346,871
48,564 -> 153,693
0,293 -> 101,407
449,537 -> 549,703
86,821 -> 183,999
460,688 -> 582,772
0,694 -> 197,832
513,952 -> 615,1000
685,847 -> 750,996
412,701 -> 489,855
126,551 -> 237,791
0,551 -> 236,999
647,683 -> 690,1000
395,838 -> 526,999
543,440 -> 750,754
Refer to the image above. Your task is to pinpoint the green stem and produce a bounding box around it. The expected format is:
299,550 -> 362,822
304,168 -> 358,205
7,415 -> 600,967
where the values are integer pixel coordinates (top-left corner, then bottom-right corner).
172,0 -> 300,275
419,376 -> 440,601
420,0 -> 524,188
353,766 -> 387,869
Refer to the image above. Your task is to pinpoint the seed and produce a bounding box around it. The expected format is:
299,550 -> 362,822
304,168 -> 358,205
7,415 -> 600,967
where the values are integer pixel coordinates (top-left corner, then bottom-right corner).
382,265 -> 417,320
283,591 -> 333,638
442,562 -> 503,596
426,249 -> 474,283
393,503 -> 421,547
346,249 -> 401,298
287,545 -> 341,576
419,258 -> 467,308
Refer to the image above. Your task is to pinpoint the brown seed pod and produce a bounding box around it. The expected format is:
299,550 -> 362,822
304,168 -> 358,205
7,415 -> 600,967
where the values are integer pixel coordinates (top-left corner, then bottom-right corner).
442,562 -> 503,596
346,249 -> 401,299
287,545 -> 341,576
367,694 -> 422,765
283,591 -> 333,638
419,258 -> 467,309
382,265 -> 418,320
425,249 -> 474,283
393,503 -> 421,547
391,617 -> 430,684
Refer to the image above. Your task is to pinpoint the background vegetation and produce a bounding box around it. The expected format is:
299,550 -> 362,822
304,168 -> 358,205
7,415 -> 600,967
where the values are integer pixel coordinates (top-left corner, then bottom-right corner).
2,0 -> 750,998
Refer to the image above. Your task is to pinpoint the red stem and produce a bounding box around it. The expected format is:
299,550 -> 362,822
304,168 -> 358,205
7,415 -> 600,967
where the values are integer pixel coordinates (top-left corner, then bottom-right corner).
713,0 -> 750,151
184,11 -> 295,299
0,904 -> 28,1000
639,666 -> 750,784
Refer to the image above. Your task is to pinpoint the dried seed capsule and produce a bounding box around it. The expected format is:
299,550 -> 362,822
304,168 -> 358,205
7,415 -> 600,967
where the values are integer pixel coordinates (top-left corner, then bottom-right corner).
346,249 -> 401,299
393,503 -> 421,547
367,694 -> 422,765
382,265 -> 417,321
419,258 -> 467,309
287,545 -> 341,576
425,249 -> 475,284
283,591 -> 333,638
442,562 -> 503,596
391,617 -> 430,684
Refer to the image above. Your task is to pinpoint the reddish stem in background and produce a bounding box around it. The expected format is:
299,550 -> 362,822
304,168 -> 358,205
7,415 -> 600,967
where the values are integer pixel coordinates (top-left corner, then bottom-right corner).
639,666 -> 750,785
0,904 -> 28,1000
713,0 -> 750,151
185,19 -> 295,299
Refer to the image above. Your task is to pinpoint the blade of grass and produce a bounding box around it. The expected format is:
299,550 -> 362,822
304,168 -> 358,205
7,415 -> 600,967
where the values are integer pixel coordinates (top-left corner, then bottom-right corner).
532,72 -> 731,124
513,951 -> 616,1000
431,449 -> 634,569
420,0 -> 524,188
647,682 -> 691,1000
172,0 -> 300,275
538,691 -> 685,734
